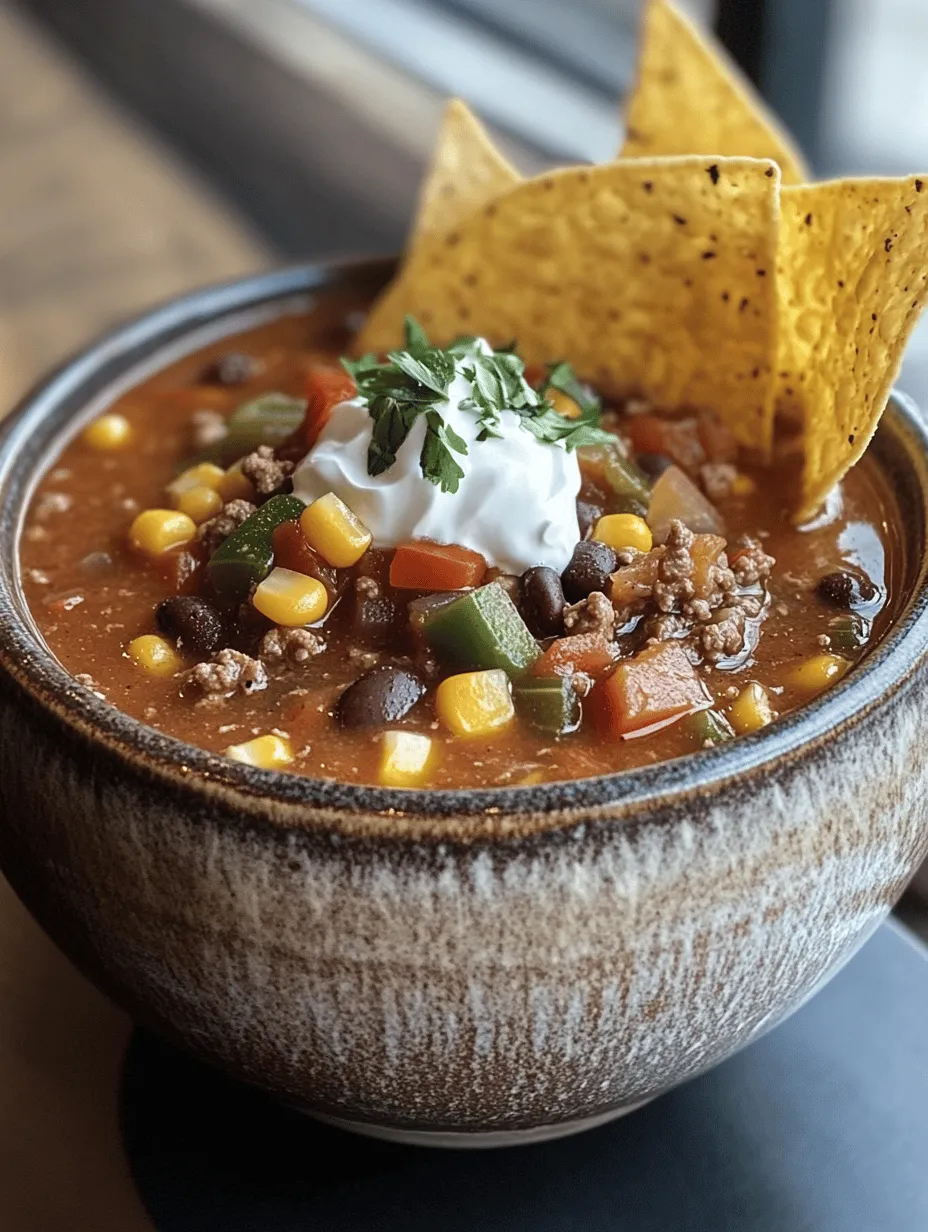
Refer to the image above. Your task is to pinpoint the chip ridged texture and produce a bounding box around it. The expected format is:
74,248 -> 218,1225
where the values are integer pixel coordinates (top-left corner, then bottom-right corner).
621,0 -> 808,187
777,176 -> 928,517
409,100 -> 521,248
357,158 -> 781,453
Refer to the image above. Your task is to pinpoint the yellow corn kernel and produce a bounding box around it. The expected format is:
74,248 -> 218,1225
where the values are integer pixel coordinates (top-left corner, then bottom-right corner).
548,388 -> 581,419
166,461 -> 225,501
252,567 -> 328,627
300,492 -> 372,567
593,513 -> 653,554
223,733 -> 293,769
217,460 -> 257,503
126,634 -> 183,677
436,669 -> 514,737
82,412 -> 132,450
728,682 -> 776,735
379,731 -> 434,787
175,484 -> 224,524
730,473 -> 756,497
129,508 -> 197,556
789,654 -> 850,693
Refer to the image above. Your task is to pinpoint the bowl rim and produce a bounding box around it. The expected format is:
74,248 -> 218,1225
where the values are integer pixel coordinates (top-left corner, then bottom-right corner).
2,255 -> 928,842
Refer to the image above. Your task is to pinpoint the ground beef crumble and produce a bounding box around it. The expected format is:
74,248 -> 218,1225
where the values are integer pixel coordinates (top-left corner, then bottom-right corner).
611,520 -> 774,663
563,590 -> 615,639
700,462 -> 738,501
197,499 -> 256,554
191,408 -> 228,450
260,627 -> 325,666
730,539 -> 776,586
240,445 -> 294,496
187,648 -> 267,701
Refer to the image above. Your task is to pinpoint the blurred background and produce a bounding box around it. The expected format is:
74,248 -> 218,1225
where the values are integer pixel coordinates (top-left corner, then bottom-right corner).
5,0 -> 928,399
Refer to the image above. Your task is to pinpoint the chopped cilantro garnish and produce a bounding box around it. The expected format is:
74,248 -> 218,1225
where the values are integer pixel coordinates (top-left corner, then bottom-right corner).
342,316 -> 614,492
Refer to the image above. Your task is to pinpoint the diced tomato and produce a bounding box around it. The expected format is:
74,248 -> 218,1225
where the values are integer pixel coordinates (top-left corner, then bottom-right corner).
303,365 -> 356,447
523,363 -> 546,388
625,415 -> 705,471
156,547 -> 203,594
588,642 -> 710,739
533,632 -> 616,679
272,520 -> 338,595
609,549 -> 664,609
690,534 -> 727,598
389,540 -> 487,591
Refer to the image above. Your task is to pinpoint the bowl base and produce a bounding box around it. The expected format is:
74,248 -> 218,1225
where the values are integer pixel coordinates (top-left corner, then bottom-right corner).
305,1099 -> 654,1149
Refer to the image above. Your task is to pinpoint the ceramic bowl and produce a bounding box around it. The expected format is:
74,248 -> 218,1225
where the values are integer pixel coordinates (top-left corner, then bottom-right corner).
2,258 -> 928,1148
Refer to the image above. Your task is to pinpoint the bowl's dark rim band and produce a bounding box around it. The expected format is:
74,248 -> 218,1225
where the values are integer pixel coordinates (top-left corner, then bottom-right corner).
2,258 -> 928,832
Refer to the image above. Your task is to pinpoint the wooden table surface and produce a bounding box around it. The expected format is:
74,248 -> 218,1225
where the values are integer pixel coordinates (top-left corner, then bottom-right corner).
0,4 -> 269,1227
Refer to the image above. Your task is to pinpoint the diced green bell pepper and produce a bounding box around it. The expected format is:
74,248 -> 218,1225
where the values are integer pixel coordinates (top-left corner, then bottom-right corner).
207,493 -> 305,600
192,393 -> 307,467
604,451 -> 652,507
827,613 -> 868,653
513,675 -> 580,735
685,708 -> 735,747
423,582 -> 539,675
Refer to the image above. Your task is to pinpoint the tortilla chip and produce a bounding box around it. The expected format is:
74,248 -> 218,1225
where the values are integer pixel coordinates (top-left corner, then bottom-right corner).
358,157 -> 781,453
776,176 -> 928,517
409,100 -> 522,249
621,0 -> 808,187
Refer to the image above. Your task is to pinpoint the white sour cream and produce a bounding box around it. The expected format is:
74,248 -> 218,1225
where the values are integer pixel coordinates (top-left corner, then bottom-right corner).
291,351 -> 581,574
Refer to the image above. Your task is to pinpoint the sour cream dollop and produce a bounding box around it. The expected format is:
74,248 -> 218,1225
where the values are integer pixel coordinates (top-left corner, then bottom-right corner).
291,348 -> 581,574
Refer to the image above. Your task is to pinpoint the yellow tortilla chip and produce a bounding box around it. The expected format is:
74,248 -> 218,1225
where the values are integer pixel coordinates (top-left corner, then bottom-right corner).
409,100 -> 521,249
621,0 -> 808,187
358,157 -> 781,453
777,176 -> 928,518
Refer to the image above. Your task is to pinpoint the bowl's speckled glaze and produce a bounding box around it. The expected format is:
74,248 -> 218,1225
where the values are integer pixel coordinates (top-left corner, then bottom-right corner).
2,259 -> 928,1146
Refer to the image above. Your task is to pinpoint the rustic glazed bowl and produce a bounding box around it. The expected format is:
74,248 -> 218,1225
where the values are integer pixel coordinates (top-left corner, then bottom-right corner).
1,258 -> 928,1148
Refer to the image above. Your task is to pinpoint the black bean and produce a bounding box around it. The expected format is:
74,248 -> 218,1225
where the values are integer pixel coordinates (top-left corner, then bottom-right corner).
576,499 -> 602,539
636,452 -> 674,479
816,570 -> 877,609
561,541 -> 619,602
203,353 -> 259,386
521,566 -> 565,638
335,666 -> 425,729
156,596 -> 225,656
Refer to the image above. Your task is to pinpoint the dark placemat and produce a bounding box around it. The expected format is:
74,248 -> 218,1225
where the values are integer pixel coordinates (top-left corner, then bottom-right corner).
122,923 -> 928,1232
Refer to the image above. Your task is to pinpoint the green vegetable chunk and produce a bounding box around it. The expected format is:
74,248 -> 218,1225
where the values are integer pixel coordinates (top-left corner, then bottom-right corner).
577,443 -> 652,508
194,393 -> 307,467
423,581 -> 539,675
827,613 -> 868,653
207,493 -> 305,600
685,708 -> 735,747
513,675 -> 580,735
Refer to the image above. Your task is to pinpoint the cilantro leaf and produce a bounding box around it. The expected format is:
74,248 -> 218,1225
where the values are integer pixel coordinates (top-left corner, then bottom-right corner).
421,409 -> 467,493
403,316 -> 431,352
343,322 -> 615,490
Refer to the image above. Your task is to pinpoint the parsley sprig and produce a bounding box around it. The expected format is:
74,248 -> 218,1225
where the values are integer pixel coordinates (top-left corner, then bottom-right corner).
342,317 -> 613,493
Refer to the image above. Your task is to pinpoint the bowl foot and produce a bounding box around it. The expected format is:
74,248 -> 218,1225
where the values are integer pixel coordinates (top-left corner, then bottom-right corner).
306,1099 -> 654,1149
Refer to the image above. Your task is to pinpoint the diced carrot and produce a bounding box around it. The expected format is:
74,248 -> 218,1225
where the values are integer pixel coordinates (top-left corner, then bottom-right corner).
532,632 -> 616,679
271,520 -> 338,596
625,415 -> 705,471
390,540 -> 487,591
304,365 -> 357,447
609,549 -> 664,609
690,533 -> 727,598
588,642 -> 710,739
